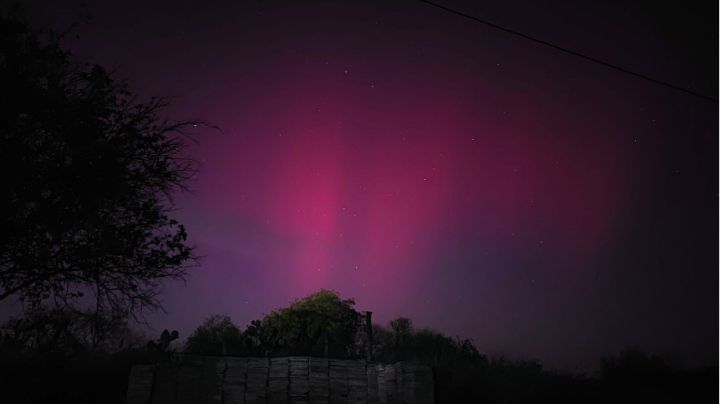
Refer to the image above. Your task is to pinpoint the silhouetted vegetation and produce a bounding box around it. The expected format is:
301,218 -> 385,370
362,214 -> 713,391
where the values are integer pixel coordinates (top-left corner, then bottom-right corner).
0,289 -> 717,403
185,314 -> 242,355
253,290 -> 361,358
0,7 -> 198,402
175,291 -> 717,403
0,4 -> 198,334
0,305 -> 142,354
184,290 -> 361,358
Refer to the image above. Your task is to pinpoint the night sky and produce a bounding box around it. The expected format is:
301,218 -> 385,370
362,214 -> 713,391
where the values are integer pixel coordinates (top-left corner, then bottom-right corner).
26,0 -> 718,370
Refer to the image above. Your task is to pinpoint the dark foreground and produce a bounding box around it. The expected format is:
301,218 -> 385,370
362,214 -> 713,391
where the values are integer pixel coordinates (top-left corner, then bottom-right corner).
0,350 -> 716,404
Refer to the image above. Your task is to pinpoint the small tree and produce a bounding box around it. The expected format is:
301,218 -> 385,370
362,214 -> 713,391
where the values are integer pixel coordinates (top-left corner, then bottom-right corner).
0,8 -> 198,325
185,315 -> 242,355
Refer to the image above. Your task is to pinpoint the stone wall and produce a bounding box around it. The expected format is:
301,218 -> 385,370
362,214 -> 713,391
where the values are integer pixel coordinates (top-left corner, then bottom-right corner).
125,355 -> 434,404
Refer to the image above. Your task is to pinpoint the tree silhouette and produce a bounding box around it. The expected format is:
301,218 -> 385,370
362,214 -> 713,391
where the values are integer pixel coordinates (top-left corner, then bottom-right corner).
185,315 -> 242,355
258,290 -> 361,358
600,348 -> 673,386
0,8 -> 198,323
0,305 -> 137,353
389,317 -> 413,356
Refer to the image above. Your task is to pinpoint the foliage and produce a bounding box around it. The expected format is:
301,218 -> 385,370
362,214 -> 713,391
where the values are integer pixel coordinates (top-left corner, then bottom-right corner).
185,315 -> 242,355
600,348 -> 672,383
257,290 -> 361,358
183,291 -> 363,358
0,305 -> 144,353
0,288 -> 716,403
179,294 -> 717,403
0,7 -> 198,323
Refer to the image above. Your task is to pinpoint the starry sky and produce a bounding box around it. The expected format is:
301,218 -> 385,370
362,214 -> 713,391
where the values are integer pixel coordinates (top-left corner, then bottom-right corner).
27,0 -> 717,370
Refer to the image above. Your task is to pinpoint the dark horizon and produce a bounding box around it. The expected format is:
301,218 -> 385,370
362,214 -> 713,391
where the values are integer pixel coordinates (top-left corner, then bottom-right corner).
8,0 -> 719,373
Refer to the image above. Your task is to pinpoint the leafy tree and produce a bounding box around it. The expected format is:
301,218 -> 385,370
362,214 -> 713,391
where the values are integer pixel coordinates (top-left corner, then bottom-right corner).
259,290 -> 361,358
0,7 -> 198,324
185,315 -> 242,355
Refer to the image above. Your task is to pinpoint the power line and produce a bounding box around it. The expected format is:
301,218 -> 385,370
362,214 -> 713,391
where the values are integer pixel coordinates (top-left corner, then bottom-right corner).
417,0 -> 717,103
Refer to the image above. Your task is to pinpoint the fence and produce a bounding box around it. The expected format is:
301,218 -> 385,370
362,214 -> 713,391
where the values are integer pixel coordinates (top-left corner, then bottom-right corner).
126,355 -> 434,404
